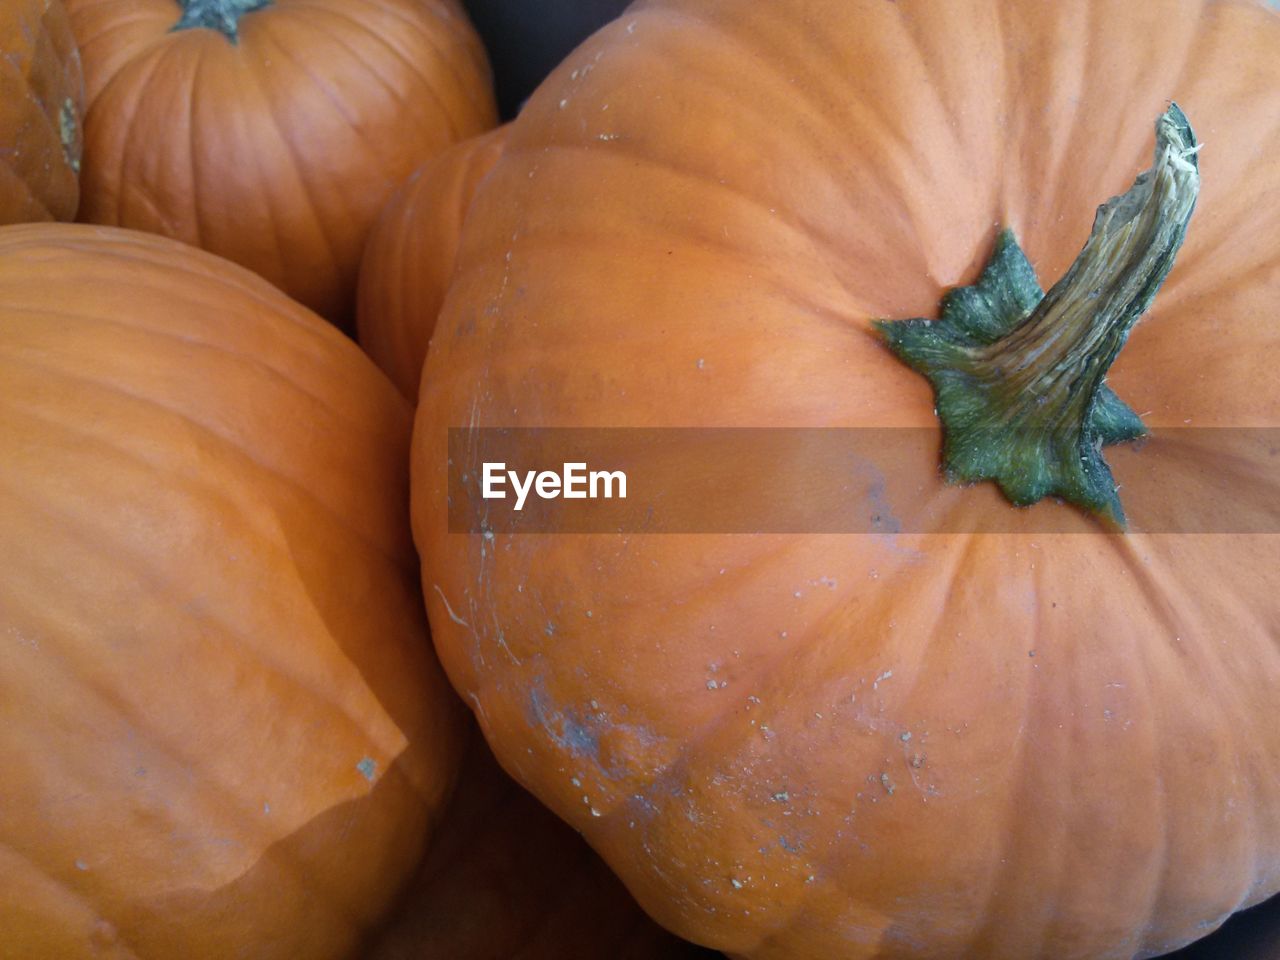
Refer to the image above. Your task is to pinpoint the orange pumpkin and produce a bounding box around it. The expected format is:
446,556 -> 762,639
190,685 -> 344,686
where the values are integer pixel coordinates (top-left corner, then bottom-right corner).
0,223 -> 464,958
358,124 -> 509,400
368,724 -> 717,960
0,0 -> 84,223
65,0 -> 497,327
413,1 -> 1280,958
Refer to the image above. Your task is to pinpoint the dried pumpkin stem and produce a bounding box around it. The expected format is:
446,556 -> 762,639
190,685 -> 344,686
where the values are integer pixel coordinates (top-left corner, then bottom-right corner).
172,0 -> 271,43
875,104 -> 1200,527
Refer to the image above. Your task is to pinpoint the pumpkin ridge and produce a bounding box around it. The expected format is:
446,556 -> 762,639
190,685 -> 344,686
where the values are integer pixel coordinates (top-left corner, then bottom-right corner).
1,368 -> 410,565
318,0 -> 478,133
235,30 -> 346,288
0,837 -> 146,960
2,315 -> 415,566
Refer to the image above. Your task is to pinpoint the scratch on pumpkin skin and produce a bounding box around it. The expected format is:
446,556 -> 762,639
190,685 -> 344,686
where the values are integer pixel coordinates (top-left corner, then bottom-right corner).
432,583 -> 469,627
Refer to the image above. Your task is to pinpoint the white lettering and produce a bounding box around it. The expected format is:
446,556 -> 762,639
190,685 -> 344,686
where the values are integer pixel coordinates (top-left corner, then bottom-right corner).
480,463 -> 627,511
510,469 -> 536,511
535,471 -> 561,500
591,469 -> 626,500
563,462 -> 588,498
482,462 -> 506,499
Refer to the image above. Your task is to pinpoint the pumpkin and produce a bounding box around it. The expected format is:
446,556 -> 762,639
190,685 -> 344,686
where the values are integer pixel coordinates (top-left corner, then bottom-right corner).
368,722 -> 718,960
412,1 -> 1280,958
0,0 -> 84,223
0,223 -> 464,959
64,0 -> 497,327
357,124 -> 509,400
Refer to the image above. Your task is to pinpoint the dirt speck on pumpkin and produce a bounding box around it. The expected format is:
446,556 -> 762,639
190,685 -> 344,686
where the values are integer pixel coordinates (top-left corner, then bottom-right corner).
356,757 -> 377,781
879,772 -> 895,795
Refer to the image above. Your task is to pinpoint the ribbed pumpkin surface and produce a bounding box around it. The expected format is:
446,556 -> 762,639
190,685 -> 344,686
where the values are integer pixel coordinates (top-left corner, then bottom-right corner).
0,224 -> 463,959
413,2 -> 1280,957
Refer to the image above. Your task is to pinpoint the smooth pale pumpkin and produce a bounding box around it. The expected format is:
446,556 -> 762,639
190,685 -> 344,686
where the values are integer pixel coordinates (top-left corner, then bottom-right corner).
412,2 -> 1280,958
0,0 -> 84,223
357,124 -> 509,401
65,0 -> 497,327
367,722 -> 717,960
0,224 -> 464,959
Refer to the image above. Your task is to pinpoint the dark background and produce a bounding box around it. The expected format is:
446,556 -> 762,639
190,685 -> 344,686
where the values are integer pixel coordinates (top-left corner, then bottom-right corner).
456,2 -> 1279,957
462,0 -> 630,118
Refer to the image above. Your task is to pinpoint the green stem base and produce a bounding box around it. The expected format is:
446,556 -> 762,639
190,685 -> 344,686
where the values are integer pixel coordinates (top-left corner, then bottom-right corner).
875,105 -> 1200,527
172,0 -> 271,43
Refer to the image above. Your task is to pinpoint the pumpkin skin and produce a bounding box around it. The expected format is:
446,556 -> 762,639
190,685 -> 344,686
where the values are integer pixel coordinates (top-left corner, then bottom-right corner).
358,124 -> 509,401
368,723 -> 718,960
413,2 -> 1280,959
0,0 -> 84,223
0,224 -> 464,959
65,0 -> 497,327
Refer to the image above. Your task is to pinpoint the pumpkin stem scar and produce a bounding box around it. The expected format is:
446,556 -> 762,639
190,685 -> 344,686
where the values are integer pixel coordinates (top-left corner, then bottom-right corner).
874,104 -> 1200,528
171,0 -> 272,43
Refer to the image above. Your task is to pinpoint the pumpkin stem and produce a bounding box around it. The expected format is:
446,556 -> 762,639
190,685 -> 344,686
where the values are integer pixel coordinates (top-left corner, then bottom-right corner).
171,0 -> 271,43
874,104 -> 1200,527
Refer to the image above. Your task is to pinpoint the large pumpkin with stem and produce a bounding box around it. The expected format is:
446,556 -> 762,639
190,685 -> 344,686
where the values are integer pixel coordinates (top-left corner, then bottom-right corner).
0,0 -> 84,223
0,223 -> 464,958
358,124 -> 509,401
64,0 -> 497,327
413,1 -> 1280,958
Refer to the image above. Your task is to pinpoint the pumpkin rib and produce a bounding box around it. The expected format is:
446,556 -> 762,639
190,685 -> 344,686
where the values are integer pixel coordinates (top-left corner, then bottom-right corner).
184,45 -> 207,250
243,29 -> 347,285
738,557 -> 996,954
0,268 -> 414,550
92,41 -> 169,227
2,374 -> 414,580
311,4 -> 467,142
0,838 -> 147,960
508,141 -> 887,317
1128,620 -> 1178,957
294,17 -> 422,131
0,629 -> 378,955
628,12 -> 941,267
0,453 -> 411,761
1115,534 -> 1272,955
10,227 -> 351,348
4,355 -> 413,567
228,84 -> 297,293
2,293 -> 393,439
